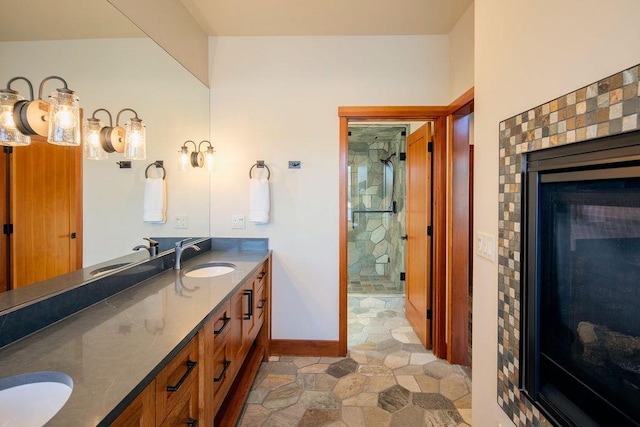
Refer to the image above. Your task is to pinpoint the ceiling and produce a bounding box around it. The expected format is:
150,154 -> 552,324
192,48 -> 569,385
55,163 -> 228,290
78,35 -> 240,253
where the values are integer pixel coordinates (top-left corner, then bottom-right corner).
181,0 -> 473,36
1,0 -> 472,41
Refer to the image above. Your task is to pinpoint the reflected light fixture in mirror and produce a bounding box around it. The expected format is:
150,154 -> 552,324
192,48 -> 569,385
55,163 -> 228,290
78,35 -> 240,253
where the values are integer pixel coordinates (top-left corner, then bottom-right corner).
120,108 -> 146,160
0,75 -> 81,146
178,139 -> 215,172
83,107 -> 146,160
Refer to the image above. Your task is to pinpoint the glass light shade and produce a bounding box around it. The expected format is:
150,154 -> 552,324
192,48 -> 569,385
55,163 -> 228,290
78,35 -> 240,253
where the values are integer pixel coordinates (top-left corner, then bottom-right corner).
0,91 -> 30,146
205,147 -> 215,172
123,118 -> 145,160
178,147 -> 189,172
47,90 -> 80,146
82,118 -> 107,160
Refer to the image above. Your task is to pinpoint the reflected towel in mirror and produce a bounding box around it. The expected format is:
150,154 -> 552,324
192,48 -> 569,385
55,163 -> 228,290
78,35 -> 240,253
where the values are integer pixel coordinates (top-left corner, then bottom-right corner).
249,178 -> 270,224
143,177 -> 166,223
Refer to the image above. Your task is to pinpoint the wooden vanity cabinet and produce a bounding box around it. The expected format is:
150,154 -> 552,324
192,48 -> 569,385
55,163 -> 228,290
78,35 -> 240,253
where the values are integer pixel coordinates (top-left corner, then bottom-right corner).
114,256 -> 271,427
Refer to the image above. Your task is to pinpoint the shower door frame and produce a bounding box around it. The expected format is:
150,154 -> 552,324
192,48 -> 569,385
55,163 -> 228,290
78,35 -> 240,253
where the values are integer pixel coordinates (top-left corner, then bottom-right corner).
338,106 -> 449,358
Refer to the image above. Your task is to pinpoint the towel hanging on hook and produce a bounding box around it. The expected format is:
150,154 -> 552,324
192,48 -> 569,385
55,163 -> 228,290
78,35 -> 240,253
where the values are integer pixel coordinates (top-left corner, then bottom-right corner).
143,161 -> 166,223
249,160 -> 270,224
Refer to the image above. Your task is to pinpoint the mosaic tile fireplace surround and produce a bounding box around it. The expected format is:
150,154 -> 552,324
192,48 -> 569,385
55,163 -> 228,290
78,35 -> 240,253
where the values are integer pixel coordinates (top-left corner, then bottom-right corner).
497,63 -> 640,426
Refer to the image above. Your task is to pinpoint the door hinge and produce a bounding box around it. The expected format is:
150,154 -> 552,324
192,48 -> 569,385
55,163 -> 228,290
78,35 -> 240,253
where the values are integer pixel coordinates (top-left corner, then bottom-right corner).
3,224 -> 13,235
400,272 -> 405,281
427,141 -> 433,152
427,225 -> 433,236
426,309 -> 432,320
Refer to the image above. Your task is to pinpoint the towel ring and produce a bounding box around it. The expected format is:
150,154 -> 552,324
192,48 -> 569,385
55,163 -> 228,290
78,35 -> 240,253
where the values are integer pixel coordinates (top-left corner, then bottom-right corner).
145,161 -> 166,179
249,160 -> 270,180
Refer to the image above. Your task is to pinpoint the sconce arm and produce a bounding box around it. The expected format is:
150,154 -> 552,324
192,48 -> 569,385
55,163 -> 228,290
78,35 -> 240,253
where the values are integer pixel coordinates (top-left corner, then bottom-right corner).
115,108 -> 140,126
5,77 -> 34,100
198,140 -> 213,151
90,108 -> 113,127
37,76 -> 71,99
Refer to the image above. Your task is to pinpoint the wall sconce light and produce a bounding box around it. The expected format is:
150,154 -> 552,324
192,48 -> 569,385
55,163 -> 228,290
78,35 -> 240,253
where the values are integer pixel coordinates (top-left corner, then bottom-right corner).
178,140 -> 215,172
0,76 -> 80,147
82,108 -> 146,160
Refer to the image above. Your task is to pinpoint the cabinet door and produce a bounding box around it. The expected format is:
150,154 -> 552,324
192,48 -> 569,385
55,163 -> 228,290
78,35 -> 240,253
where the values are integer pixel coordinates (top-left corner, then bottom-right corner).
111,381 -> 156,427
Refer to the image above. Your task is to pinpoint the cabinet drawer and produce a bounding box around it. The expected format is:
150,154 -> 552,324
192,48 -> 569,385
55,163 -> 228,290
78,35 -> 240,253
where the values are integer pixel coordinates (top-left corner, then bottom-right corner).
211,339 -> 233,412
210,299 -> 232,344
160,376 -> 199,427
255,281 -> 267,327
156,337 -> 199,422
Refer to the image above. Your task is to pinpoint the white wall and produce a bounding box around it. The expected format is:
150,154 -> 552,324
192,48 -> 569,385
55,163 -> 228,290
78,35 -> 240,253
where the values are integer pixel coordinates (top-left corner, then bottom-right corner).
0,38 -> 210,266
449,2 -> 474,102
209,36 -> 449,340
473,1 -> 640,426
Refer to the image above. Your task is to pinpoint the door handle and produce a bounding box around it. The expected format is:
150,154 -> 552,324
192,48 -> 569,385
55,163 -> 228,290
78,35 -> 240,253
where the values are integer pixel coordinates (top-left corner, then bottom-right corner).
243,289 -> 253,320
401,234 -> 408,240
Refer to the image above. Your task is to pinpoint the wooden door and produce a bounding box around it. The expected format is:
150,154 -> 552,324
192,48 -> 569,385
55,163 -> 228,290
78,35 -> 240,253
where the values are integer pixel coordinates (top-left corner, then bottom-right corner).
9,135 -> 82,289
405,123 -> 432,348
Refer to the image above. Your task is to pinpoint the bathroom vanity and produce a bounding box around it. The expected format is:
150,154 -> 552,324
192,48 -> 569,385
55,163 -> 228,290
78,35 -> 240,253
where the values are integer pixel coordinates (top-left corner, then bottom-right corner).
0,238 -> 271,426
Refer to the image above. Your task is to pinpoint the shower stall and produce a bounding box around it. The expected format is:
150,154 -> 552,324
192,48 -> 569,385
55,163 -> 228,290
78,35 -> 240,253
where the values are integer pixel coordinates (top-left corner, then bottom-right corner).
347,125 -> 407,294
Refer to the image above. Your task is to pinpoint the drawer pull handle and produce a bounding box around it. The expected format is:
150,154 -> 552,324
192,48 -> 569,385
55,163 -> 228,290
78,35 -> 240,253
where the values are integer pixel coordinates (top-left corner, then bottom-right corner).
166,360 -> 197,392
257,298 -> 267,309
214,360 -> 231,382
213,315 -> 231,335
243,290 -> 253,320
258,271 -> 266,280
186,418 -> 198,427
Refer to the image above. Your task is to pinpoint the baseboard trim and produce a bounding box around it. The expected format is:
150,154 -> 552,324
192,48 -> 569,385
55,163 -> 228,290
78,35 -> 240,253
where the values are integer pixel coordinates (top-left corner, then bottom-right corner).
271,339 -> 343,357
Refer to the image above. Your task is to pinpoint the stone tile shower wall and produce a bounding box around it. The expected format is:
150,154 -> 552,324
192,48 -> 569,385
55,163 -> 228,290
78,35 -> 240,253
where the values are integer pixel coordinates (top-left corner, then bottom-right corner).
497,64 -> 640,426
348,128 -> 406,291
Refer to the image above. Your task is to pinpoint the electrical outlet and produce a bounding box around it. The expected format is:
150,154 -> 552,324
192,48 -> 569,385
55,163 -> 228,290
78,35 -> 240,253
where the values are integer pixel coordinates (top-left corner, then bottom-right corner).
174,215 -> 189,229
477,231 -> 496,261
231,215 -> 245,229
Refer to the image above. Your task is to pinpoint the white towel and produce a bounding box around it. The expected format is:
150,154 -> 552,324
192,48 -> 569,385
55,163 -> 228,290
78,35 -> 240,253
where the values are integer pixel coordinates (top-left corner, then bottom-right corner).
143,177 -> 166,223
249,178 -> 270,224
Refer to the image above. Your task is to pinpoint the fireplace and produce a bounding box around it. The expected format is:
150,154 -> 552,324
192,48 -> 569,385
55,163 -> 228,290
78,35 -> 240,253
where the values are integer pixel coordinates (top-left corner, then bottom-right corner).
522,130 -> 640,426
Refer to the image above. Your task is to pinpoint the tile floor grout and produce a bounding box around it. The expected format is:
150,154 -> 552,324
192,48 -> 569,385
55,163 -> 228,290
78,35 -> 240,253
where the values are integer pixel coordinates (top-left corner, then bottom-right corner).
238,295 -> 472,426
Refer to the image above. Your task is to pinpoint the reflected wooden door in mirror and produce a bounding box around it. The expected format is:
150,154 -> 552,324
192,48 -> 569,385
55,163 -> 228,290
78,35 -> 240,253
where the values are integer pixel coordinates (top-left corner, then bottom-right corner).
0,135 -> 82,291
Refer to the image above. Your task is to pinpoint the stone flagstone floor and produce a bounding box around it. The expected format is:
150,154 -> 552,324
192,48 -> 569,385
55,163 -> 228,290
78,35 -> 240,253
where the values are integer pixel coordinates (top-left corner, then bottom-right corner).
238,295 -> 472,426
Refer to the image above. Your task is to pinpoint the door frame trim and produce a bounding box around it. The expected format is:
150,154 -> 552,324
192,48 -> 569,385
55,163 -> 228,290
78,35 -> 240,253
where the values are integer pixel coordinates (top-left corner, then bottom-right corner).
338,106 -> 449,358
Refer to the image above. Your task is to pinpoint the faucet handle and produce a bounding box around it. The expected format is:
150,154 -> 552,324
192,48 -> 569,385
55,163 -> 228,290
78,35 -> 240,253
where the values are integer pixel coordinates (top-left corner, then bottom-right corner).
175,238 -> 192,248
144,237 -> 159,246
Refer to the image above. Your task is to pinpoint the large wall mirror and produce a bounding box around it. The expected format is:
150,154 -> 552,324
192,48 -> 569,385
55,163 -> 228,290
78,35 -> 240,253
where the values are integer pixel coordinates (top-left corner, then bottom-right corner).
0,0 -> 210,295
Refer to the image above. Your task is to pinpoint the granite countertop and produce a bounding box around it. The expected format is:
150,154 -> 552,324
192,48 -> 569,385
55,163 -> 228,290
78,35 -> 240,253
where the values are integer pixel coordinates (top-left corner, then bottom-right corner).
0,248 -> 270,426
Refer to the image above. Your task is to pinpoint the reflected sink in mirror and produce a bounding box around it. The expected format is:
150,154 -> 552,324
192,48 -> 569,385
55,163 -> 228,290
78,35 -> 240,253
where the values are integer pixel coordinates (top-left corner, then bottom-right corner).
184,263 -> 236,278
0,371 -> 73,426
89,262 -> 132,278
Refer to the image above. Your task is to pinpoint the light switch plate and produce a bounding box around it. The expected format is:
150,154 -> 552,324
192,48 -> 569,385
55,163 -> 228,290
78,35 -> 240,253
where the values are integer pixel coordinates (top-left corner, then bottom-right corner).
477,231 -> 496,261
231,215 -> 245,229
174,215 -> 189,229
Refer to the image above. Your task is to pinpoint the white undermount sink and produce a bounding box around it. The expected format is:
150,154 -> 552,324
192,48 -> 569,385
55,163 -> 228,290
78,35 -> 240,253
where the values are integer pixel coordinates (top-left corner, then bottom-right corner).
0,371 -> 73,427
184,262 -> 236,278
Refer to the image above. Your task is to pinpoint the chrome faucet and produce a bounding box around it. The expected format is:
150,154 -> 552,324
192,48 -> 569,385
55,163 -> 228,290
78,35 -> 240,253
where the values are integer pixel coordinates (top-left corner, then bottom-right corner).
133,238 -> 159,256
174,239 -> 201,269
